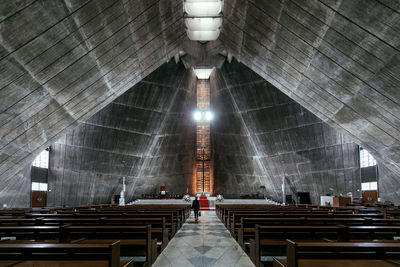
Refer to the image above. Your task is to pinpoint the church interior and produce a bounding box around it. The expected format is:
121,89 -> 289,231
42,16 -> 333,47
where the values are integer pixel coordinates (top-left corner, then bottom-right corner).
0,0 -> 399,266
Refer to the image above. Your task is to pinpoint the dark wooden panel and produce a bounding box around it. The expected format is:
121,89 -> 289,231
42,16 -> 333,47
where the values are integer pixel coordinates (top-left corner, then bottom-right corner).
32,191 -> 46,208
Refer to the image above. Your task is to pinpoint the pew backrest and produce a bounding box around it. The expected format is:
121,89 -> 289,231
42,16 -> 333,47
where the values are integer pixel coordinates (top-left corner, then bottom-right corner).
286,240 -> 400,267
0,241 -> 122,267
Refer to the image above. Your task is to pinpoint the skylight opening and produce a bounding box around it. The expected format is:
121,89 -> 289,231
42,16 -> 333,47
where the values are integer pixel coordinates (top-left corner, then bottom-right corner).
193,67 -> 214,79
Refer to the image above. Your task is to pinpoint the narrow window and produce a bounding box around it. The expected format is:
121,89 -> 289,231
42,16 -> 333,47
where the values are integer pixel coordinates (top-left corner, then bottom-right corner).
32,149 -> 49,169
31,182 -> 48,192
359,148 -> 376,168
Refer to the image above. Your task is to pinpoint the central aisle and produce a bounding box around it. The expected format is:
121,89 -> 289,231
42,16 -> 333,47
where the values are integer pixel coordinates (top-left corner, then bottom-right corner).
152,211 -> 255,267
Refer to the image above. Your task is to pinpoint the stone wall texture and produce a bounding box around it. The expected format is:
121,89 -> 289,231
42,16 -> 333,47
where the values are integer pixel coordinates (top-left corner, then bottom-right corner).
0,0 -> 186,200
220,0 -> 400,193
0,164 -> 31,208
211,61 -> 361,204
47,61 -> 196,206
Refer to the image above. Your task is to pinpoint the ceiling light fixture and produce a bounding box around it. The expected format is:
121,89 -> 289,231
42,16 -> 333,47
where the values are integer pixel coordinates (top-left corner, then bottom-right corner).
193,110 -> 214,122
184,0 -> 222,16
185,17 -> 222,31
184,0 -> 223,41
205,111 -> 214,121
193,111 -> 202,121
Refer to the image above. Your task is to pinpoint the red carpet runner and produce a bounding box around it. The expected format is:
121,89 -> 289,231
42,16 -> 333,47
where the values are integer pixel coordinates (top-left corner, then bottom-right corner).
199,196 -> 209,210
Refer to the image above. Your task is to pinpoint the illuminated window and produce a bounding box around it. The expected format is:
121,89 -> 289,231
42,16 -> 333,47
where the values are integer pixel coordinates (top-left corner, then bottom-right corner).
193,74 -> 213,194
361,181 -> 377,191
32,182 -> 48,192
31,182 -> 39,191
193,68 -> 214,79
360,148 -> 376,168
32,149 -> 49,169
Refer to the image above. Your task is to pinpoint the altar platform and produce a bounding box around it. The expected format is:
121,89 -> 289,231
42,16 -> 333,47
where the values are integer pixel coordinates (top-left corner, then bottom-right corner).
129,198 -> 279,210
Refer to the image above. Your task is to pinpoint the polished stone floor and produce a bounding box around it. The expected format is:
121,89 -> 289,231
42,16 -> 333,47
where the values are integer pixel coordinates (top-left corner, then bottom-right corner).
152,210 -> 255,267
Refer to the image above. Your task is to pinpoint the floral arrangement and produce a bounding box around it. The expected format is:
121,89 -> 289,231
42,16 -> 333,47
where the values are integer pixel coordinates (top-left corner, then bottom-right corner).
183,194 -> 191,202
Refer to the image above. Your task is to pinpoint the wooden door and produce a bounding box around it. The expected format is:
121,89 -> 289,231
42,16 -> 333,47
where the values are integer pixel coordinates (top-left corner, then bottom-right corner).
362,190 -> 378,204
32,191 -> 46,207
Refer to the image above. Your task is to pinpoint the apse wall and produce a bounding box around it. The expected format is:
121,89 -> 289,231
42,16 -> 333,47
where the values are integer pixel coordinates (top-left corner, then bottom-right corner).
211,60 -> 360,204
47,61 -> 196,207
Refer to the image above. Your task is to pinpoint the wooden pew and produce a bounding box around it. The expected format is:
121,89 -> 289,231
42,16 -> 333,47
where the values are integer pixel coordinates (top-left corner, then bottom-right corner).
236,217 -> 400,249
347,225 -> 400,240
0,224 -> 157,266
0,225 -> 59,240
273,240 -> 400,267
0,204 -> 190,265
0,217 -> 170,249
216,204 -> 400,265
386,209 -> 400,218
68,204 -> 191,226
216,204 -> 331,221
236,217 -> 366,249
216,203 -> 390,225
0,241 -> 133,267
0,209 -> 26,217
59,224 -> 156,266
368,218 -> 400,225
252,224 -> 400,266
123,205 -> 191,224
229,211 -> 383,232
251,225 -> 348,266
26,212 -> 178,238
224,208 -> 376,229
0,218 -> 40,226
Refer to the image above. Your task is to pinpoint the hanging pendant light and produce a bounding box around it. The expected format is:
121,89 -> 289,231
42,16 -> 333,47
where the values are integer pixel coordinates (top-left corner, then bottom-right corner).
184,0 -> 223,16
184,0 -> 223,41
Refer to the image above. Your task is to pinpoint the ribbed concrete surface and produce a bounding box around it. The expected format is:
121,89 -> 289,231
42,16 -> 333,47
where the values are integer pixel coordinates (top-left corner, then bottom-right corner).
0,0 -> 399,206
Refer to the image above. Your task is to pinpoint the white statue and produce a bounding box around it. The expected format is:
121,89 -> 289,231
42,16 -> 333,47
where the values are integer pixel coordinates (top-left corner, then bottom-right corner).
119,177 -> 126,206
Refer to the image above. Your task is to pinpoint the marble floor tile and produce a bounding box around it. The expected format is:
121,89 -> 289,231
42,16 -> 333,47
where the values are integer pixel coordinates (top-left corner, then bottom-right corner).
152,211 -> 254,267
153,253 -> 172,267
234,255 -> 256,267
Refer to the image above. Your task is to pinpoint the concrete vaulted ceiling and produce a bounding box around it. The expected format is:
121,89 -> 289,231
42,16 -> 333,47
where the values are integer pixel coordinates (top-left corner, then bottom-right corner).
0,0 -> 399,204
220,0 -> 400,177
0,0 -> 187,184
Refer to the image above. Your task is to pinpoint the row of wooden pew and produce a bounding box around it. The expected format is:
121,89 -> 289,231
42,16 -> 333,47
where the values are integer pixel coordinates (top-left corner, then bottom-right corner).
0,204 -> 191,266
274,240 -> 400,267
216,203 -> 400,267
